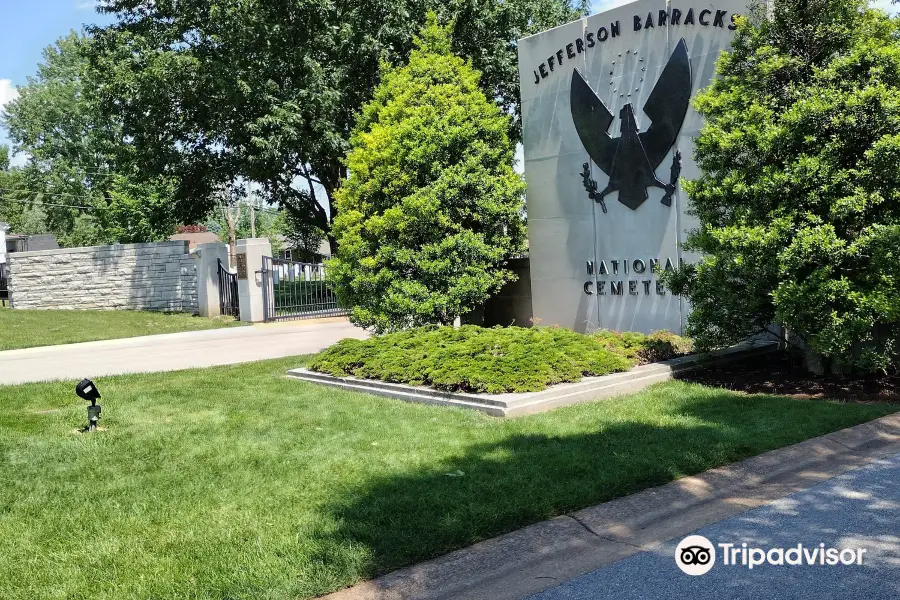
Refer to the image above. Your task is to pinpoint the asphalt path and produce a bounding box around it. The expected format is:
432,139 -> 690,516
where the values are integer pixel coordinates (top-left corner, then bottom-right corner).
0,319 -> 368,384
529,451 -> 900,600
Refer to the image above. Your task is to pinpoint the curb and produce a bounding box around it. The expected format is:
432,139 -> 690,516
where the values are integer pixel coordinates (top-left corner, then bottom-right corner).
321,412 -> 900,600
252,316 -> 352,328
289,341 -> 777,417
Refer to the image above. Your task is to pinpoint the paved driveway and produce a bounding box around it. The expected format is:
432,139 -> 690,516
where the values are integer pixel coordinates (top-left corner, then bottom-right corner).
529,451 -> 900,600
0,319 -> 367,385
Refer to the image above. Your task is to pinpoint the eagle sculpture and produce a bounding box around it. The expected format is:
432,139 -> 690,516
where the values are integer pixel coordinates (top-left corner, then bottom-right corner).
571,38 -> 692,212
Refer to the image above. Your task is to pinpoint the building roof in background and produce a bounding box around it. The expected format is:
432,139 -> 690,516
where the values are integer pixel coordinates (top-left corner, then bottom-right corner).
4,233 -> 60,252
169,231 -> 220,248
22,234 -> 60,252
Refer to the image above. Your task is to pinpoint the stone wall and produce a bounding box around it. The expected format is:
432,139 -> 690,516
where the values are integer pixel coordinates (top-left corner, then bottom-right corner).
8,241 -> 199,313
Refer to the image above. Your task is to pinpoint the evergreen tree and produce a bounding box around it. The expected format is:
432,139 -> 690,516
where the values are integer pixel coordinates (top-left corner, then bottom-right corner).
667,0 -> 900,373
329,16 -> 526,332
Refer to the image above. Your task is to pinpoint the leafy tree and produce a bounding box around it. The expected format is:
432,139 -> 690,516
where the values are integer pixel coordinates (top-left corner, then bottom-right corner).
665,0 -> 900,374
0,147 -> 26,228
100,176 -> 178,244
281,206 -> 326,261
14,206 -> 50,237
201,179 -> 290,263
88,0 -> 586,249
2,32 -> 179,246
328,16 -> 526,332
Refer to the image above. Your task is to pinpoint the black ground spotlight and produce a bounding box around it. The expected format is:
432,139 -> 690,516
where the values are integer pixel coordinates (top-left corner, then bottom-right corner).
75,379 -> 102,432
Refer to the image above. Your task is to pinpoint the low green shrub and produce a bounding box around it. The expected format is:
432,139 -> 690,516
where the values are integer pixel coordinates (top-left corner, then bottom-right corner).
592,329 -> 693,364
309,326 -> 691,393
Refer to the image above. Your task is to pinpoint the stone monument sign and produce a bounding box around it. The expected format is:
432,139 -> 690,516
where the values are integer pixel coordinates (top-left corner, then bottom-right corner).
518,0 -> 746,333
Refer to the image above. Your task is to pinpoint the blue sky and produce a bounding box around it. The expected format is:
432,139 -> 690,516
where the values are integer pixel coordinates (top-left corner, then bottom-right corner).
0,1 -> 109,90
0,0 -> 896,153
0,0 -> 113,153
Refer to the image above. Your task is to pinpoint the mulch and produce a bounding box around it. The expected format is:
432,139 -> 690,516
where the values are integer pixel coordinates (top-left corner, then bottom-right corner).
677,350 -> 900,404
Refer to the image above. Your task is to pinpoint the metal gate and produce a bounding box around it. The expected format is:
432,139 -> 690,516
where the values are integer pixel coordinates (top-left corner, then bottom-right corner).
217,258 -> 239,317
0,264 -> 8,305
261,256 -> 347,322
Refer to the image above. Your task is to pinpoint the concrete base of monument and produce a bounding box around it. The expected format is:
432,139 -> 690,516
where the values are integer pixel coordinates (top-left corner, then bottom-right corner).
286,340 -> 778,417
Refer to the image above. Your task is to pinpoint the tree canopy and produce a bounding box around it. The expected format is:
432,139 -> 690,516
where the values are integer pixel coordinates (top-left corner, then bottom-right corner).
666,0 -> 900,374
2,32 -> 179,246
328,16 -> 526,332
88,0 -> 587,246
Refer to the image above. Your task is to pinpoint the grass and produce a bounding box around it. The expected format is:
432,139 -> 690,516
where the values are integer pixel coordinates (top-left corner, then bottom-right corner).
0,308 -> 243,350
0,356 -> 895,599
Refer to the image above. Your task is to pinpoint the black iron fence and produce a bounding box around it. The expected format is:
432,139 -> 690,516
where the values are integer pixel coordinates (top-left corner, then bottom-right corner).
217,258 -> 239,317
0,263 -> 8,304
261,256 -> 347,322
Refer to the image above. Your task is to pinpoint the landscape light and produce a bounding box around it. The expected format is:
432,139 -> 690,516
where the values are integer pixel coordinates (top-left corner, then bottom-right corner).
75,379 -> 102,432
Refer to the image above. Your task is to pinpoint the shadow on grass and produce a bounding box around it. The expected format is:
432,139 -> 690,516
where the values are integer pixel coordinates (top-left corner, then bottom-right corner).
317,388 -> 894,582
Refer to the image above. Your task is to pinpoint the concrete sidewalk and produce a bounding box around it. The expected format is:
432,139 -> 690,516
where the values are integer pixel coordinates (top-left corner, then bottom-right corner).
530,449 -> 900,599
0,318 -> 367,385
324,412 -> 900,600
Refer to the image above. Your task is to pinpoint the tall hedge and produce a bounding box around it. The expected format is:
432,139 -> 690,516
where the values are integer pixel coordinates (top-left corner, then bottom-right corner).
328,15 -> 526,333
666,0 -> 900,374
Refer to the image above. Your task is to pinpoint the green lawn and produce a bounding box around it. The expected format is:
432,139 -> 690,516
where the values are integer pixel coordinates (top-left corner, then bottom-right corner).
0,308 -> 243,350
0,357 -> 895,599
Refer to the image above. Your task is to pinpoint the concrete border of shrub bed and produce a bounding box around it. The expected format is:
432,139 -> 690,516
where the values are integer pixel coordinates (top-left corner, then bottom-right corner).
287,340 -> 778,417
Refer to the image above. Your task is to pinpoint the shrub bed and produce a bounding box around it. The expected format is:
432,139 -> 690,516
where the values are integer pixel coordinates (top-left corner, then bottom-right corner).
309,326 -> 691,393
593,329 -> 693,364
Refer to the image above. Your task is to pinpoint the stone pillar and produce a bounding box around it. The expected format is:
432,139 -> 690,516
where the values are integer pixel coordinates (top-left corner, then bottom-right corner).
236,238 -> 272,323
192,242 -> 230,318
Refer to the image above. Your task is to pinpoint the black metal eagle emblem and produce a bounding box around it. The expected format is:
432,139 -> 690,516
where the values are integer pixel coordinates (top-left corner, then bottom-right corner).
571,38 -> 692,212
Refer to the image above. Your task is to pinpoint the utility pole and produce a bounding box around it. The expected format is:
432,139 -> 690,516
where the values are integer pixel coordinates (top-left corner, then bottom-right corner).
218,184 -> 241,268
